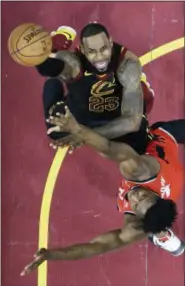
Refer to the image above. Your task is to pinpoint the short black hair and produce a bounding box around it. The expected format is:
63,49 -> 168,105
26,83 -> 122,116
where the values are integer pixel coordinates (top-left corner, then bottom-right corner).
142,197 -> 178,234
80,23 -> 109,42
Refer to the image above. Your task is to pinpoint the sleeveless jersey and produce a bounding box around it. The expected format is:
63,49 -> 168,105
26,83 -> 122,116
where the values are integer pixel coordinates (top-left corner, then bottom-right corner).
117,127 -> 184,215
66,42 -> 127,126
63,42 -> 152,154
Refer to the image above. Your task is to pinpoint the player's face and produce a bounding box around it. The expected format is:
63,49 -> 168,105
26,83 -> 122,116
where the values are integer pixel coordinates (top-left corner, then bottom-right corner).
81,32 -> 113,72
127,188 -> 158,217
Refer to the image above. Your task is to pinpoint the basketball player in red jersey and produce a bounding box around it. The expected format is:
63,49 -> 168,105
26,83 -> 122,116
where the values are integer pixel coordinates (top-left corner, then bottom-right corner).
21,108 -> 184,276
36,23 -> 154,154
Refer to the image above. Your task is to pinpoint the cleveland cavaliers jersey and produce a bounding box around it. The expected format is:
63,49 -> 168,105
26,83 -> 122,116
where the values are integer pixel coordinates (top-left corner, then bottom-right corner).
66,43 -> 127,126
117,127 -> 184,215
62,42 -> 152,154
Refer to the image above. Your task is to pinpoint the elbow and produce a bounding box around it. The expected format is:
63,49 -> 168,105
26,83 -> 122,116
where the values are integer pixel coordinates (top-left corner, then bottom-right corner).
121,111 -> 142,133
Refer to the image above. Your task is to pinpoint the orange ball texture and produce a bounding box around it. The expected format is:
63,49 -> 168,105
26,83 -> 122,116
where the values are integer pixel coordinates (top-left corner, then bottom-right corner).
8,23 -> 52,66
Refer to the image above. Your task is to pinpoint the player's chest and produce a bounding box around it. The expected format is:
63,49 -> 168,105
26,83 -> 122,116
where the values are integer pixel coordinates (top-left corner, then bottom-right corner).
68,72 -> 123,113
68,72 -> 121,95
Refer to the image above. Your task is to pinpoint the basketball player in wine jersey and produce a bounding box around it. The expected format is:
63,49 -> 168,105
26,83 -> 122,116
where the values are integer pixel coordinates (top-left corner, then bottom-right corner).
37,23 -> 154,154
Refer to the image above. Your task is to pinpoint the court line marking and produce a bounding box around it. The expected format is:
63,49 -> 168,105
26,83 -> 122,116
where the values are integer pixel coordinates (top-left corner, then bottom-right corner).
37,37 -> 184,286
38,147 -> 68,286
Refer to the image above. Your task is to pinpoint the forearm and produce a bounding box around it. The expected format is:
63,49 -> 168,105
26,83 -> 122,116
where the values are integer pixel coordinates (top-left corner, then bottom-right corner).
70,124 -> 141,162
47,241 -> 116,261
47,227 -> 145,261
73,125 -> 110,154
48,229 -> 123,260
93,110 -> 142,139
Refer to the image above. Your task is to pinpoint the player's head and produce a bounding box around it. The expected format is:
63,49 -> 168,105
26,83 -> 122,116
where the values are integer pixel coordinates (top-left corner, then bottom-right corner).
127,187 -> 177,234
80,23 -> 113,72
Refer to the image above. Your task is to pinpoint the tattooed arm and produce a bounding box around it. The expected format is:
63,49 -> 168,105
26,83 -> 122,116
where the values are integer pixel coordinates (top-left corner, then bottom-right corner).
36,51 -> 81,81
54,51 -> 81,81
94,51 -> 143,139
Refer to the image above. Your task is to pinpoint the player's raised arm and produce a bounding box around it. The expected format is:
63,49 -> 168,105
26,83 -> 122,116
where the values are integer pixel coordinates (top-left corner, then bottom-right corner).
47,106 -> 139,161
47,107 -> 158,178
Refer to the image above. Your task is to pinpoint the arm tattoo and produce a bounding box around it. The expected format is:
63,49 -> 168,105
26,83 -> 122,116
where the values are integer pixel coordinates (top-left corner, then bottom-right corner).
117,57 -> 143,117
93,55 -> 144,139
55,51 -> 81,81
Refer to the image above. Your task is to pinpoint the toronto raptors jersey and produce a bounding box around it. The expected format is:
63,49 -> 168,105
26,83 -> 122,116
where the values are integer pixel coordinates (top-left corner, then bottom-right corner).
117,127 -> 184,215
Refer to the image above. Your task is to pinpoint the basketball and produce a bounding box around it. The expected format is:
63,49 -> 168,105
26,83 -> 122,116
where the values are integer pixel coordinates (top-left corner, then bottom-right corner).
8,23 -> 53,66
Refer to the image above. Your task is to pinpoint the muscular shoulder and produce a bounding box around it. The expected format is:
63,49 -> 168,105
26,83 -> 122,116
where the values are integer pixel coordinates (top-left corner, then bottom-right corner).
119,155 -> 159,182
119,214 -> 146,241
117,50 -> 141,86
55,50 -> 81,81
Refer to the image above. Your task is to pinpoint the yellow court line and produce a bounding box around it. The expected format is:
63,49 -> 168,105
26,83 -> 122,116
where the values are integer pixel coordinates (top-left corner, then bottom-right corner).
38,147 -> 68,286
139,37 -> 184,66
37,37 -> 185,286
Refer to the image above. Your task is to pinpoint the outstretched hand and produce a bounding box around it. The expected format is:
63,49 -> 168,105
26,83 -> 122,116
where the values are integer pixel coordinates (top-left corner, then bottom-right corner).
46,106 -> 80,135
20,248 -> 49,276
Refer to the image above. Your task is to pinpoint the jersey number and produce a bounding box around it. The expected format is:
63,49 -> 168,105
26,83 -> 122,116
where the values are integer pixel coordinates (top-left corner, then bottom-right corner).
89,96 -> 120,112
